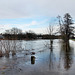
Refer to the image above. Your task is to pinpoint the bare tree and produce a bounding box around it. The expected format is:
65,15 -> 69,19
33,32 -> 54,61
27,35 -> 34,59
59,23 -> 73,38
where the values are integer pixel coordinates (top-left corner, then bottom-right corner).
47,24 -> 54,36
4,27 -> 22,56
5,27 -> 22,34
47,24 -> 55,50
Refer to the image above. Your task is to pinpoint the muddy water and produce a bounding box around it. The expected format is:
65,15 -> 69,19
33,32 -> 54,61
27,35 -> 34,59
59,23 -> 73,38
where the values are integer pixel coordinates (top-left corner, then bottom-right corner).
0,39 -> 75,75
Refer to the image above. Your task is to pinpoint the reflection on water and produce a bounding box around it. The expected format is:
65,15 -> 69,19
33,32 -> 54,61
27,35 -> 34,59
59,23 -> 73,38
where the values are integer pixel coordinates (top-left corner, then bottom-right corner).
0,39 -> 75,75
49,40 -> 55,69
60,41 -> 74,70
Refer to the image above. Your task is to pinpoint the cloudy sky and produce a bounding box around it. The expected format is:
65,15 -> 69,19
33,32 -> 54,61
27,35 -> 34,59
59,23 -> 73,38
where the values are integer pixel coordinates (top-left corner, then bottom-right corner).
0,0 -> 75,34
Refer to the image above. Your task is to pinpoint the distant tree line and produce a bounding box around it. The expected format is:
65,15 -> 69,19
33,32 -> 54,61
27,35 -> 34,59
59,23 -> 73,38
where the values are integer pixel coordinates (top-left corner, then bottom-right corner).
3,28 -> 37,40
1,27 -> 61,40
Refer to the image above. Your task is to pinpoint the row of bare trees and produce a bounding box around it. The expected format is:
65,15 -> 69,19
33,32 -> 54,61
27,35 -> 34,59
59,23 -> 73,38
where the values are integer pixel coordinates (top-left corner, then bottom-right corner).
0,28 -> 23,57
0,40 -> 21,57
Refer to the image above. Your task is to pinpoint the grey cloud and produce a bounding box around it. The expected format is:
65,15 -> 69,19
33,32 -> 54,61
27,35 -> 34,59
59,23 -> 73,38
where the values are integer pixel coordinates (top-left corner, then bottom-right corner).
0,0 -> 75,19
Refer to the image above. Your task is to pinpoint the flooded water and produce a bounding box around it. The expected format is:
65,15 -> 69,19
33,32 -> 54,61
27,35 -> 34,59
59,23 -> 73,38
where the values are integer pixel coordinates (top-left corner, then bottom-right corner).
0,39 -> 75,75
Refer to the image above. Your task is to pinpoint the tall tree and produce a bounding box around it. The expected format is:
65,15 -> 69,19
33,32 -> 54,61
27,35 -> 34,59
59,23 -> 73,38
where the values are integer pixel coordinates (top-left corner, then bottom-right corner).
58,13 -> 74,42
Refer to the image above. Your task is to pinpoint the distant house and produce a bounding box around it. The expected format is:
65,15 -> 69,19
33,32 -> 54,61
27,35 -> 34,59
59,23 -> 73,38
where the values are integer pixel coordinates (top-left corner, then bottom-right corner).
0,35 -> 4,40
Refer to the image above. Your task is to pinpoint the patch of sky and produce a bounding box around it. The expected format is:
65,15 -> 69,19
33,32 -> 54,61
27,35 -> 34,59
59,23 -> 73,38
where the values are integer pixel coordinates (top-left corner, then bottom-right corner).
49,17 -> 58,25
0,16 -> 58,26
0,17 -> 46,24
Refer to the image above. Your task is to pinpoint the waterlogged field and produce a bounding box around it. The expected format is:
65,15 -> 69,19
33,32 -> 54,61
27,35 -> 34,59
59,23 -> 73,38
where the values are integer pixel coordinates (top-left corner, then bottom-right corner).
0,39 -> 75,75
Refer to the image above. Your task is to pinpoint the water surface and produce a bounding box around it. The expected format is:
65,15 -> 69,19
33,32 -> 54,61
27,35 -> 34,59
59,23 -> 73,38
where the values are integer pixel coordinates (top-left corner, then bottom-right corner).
0,39 -> 75,75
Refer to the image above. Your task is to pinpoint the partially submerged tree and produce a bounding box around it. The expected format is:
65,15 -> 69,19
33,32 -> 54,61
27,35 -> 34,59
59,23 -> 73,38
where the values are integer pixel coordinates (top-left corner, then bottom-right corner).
57,13 -> 74,42
47,24 -> 55,49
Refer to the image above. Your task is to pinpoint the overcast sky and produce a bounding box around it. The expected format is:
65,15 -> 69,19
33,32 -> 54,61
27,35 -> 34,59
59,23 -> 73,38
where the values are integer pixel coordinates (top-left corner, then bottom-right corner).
0,0 -> 75,34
